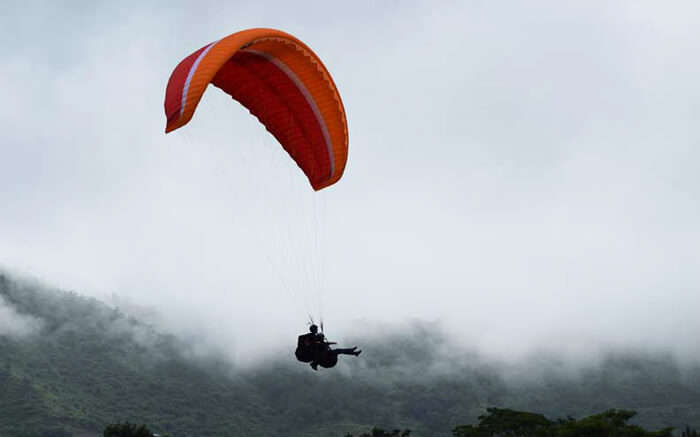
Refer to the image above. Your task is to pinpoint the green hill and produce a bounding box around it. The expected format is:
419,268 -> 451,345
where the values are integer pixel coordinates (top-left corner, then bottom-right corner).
1,273 -> 699,436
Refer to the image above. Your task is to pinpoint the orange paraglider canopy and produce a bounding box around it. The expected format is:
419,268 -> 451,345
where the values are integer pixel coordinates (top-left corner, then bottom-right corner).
164,28 -> 348,191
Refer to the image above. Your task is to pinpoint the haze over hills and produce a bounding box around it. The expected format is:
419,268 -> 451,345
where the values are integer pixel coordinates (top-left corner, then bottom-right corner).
1,272 -> 699,436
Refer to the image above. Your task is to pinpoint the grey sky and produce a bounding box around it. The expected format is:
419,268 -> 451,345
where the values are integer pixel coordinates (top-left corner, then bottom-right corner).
1,1 -> 699,365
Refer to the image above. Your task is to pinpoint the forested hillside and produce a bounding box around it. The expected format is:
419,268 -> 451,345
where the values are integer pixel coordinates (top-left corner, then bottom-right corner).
1,274 -> 699,436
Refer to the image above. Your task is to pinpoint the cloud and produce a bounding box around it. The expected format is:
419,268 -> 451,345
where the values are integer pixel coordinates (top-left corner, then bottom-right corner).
0,294 -> 43,339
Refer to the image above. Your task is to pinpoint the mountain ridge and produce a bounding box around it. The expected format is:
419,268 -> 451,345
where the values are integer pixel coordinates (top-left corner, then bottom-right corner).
1,273 -> 699,436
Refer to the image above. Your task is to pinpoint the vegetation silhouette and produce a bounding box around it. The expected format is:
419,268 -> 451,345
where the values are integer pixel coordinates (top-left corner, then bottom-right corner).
103,422 -> 154,437
683,425 -> 700,437
101,413 -> 698,437
452,408 -> 674,436
345,428 -> 411,437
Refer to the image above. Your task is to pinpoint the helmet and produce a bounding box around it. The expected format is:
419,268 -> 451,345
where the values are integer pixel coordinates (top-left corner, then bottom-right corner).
309,324 -> 318,333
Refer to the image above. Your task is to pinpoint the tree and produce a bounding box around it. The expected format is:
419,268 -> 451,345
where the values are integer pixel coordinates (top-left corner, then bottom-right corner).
682,426 -> 699,437
346,428 -> 411,437
453,408 -> 552,437
103,422 -> 153,437
452,408 -> 673,437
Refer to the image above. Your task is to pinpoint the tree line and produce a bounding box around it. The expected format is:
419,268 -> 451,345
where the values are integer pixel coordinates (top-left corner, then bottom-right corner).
105,408 -> 697,436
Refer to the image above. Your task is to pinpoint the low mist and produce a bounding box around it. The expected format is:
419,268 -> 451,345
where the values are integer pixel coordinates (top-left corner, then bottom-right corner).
0,293 -> 42,339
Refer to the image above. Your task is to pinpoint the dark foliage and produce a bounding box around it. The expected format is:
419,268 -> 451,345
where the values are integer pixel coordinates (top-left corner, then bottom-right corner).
452,408 -> 673,436
682,426 -> 699,437
345,428 -> 411,437
103,422 -> 153,437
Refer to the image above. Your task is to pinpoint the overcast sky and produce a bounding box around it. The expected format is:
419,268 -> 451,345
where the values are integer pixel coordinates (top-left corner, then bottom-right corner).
1,1 -> 699,365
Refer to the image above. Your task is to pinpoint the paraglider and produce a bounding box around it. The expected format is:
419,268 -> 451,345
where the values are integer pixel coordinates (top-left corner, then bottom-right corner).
164,28 -> 356,370
164,28 -> 348,190
296,324 -> 361,370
